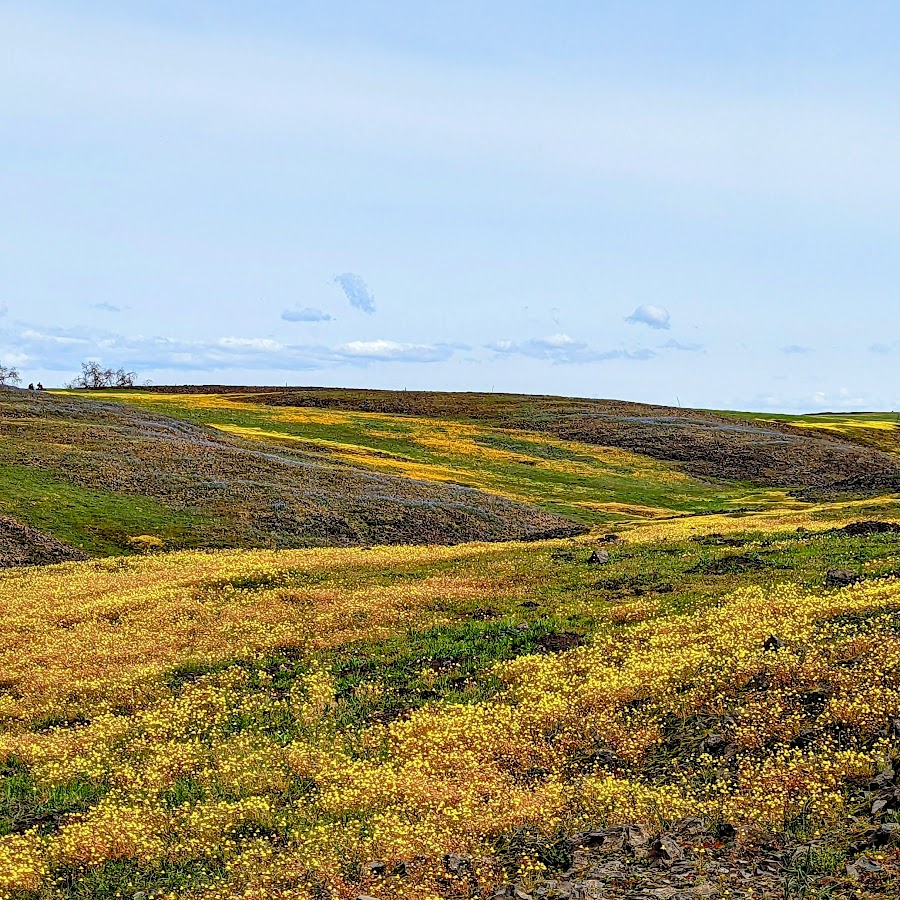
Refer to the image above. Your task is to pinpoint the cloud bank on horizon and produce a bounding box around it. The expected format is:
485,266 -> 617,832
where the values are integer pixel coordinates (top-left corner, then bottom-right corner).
0,2 -> 898,413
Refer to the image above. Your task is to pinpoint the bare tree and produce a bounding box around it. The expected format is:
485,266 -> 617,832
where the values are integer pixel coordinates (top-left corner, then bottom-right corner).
114,368 -> 137,388
68,361 -> 137,389
0,362 -> 22,386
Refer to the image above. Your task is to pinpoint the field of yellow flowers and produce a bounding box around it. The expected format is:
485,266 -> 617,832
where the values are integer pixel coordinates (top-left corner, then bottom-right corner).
5,501 -> 900,899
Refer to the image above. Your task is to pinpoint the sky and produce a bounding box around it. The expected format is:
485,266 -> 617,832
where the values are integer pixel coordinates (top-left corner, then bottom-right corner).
1,2 -> 898,411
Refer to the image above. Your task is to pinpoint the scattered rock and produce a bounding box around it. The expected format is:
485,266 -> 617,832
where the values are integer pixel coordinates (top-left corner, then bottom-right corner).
673,817 -> 705,837
365,860 -> 386,877
855,822 -> 900,850
703,732 -> 727,753
691,532 -> 744,547
763,634 -> 785,652
855,855 -> 883,874
649,835 -> 684,864
536,631 -> 585,653
472,607 -> 496,620
598,533 -> 622,544
826,568 -> 860,588
588,549 -> 610,565
444,853 -> 471,875
715,822 -> 737,842
0,515 -> 88,569
497,823 -> 798,900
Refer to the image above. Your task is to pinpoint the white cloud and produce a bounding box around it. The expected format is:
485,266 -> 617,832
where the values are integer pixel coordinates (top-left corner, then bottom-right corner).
20,328 -> 91,346
3,322 -> 458,373
282,307 -> 333,323
487,334 -> 655,365
626,305 -> 670,330
335,340 -> 453,363
91,302 -> 123,312
333,273 -> 375,314
217,337 -> 284,351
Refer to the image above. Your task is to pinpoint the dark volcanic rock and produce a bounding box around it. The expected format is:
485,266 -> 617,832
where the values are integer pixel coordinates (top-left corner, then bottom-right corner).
0,516 -> 87,569
826,569 -> 861,588
537,632 -> 586,653
841,520 -> 900,536
192,386 -> 900,492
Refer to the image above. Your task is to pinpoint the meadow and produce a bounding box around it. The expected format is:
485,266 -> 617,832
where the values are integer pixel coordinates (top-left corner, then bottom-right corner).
4,389 -> 900,899
81,390 -> 795,525
5,500 -> 900,899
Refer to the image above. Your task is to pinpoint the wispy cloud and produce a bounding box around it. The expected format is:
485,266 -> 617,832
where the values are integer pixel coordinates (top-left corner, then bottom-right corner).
333,273 -> 375,314
626,305 -> 670,330
487,333 -> 655,365
334,340 -> 454,363
281,306 -> 333,323
91,302 -> 123,313
781,344 -> 813,354
870,342 -> 897,355
662,339 -> 703,352
2,323 -> 457,373
0,302 -> 8,318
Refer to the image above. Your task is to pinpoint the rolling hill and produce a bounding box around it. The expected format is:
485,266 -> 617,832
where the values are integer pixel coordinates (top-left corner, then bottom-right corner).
4,387 -> 900,898
0,388 -> 582,559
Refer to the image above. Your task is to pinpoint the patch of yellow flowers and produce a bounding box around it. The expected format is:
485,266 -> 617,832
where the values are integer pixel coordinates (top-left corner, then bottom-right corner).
2,544 -> 900,898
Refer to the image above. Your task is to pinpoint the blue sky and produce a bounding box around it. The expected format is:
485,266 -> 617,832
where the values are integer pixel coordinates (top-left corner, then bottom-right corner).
1,2 -> 898,410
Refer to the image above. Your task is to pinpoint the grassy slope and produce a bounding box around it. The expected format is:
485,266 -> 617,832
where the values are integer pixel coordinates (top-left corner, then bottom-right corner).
737,410 -> 900,458
79,390 -> 791,525
0,463 -> 212,556
0,390 -> 582,557
124,386 -> 900,488
6,389 -> 900,896
4,503 -> 900,897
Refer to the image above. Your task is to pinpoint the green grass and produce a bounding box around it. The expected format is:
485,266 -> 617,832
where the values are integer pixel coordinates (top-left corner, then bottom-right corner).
0,463 -> 213,556
79,390 -> 784,526
1,756 -> 106,838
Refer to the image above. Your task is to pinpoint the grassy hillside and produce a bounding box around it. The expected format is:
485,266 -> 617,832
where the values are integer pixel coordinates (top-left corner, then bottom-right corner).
126,386 -> 900,489
0,389 -> 582,557
745,411 -> 900,459
4,504 -> 900,898
4,388 -> 900,896
79,390 -> 796,527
